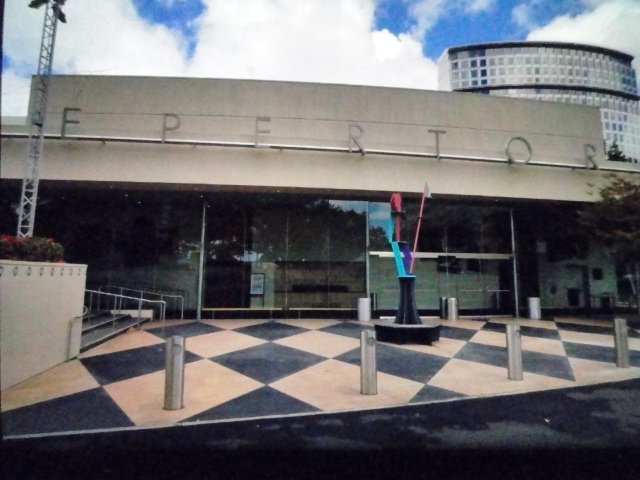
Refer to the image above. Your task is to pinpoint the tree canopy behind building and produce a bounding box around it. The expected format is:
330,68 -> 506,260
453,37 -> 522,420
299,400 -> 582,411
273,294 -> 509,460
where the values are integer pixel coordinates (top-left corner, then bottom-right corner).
579,174 -> 640,313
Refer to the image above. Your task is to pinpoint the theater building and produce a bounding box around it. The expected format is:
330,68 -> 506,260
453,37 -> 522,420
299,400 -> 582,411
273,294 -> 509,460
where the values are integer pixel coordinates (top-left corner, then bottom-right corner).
2,76 -> 639,318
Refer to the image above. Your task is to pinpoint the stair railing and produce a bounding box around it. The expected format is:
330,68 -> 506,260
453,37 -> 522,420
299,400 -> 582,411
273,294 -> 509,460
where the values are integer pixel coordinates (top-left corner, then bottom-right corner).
86,289 -> 166,332
97,285 -> 184,320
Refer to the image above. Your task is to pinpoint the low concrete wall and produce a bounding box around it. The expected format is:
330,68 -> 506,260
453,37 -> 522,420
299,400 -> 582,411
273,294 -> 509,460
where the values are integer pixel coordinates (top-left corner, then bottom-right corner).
0,260 -> 87,391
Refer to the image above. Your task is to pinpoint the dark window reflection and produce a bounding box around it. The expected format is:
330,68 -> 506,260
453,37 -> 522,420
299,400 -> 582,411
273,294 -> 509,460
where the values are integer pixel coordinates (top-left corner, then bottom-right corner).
203,196 -> 367,309
369,200 -> 511,254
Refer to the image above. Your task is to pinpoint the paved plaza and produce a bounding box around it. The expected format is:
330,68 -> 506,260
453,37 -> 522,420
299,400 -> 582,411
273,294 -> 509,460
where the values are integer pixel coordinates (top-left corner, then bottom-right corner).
3,316 -> 640,436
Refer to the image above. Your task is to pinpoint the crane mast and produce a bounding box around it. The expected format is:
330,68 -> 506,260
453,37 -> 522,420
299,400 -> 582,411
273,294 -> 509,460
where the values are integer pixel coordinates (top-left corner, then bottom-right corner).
17,1 -> 66,237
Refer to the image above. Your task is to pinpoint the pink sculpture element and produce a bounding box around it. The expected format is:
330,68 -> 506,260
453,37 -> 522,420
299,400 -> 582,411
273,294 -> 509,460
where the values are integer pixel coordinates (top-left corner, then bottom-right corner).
390,192 -> 402,242
410,182 -> 430,273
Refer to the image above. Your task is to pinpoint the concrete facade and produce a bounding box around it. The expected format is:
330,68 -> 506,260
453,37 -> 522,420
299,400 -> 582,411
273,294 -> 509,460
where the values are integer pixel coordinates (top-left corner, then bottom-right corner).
2,76 -> 640,316
2,76 -> 638,201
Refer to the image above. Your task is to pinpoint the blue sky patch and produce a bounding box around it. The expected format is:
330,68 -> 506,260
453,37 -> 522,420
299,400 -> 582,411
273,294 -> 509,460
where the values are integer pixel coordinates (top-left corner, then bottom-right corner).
132,0 -> 206,57
373,0 -> 594,60
374,0 -> 415,36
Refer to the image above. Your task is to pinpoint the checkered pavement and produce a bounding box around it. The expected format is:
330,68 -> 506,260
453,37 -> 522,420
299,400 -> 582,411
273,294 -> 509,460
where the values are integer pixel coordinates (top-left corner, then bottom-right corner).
3,317 -> 640,436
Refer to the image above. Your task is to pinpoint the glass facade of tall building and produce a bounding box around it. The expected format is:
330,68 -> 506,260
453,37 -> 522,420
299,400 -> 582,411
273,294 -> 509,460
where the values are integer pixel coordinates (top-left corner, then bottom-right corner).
438,41 -> 640,163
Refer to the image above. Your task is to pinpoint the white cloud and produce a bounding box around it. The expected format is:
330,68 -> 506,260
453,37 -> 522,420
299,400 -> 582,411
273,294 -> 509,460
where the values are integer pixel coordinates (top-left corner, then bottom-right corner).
1,70 -> 33,119
526,0 -> 640,73
2,0 -> 189,116
55,0 -> 189,76
512,2 -> 537,30
1,0 -> 439,117
466,0 -> 496,14
407,0 -> 448,39
187,0 -> 437,88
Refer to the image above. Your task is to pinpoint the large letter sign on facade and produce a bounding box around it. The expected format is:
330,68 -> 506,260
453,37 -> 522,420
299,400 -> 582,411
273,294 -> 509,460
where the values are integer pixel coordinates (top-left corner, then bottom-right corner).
61,107 -> 81,138
505,136 -> 533,164
584,144 -> 599,170
428,129 -> 447,160
162,114 -> 181,143
349,124 -> 366,155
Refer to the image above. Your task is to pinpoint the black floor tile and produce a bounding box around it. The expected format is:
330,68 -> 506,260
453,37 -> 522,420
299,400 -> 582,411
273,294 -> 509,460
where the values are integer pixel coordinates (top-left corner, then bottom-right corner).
522,350 -> 575,381
481,322 -> 560,340
410,384 -> 466,404
440,325 -> 478,341
456,341 -> 575,380
334,343 -> 449,383
319,322 -> 364,339
563,342 -> 640,366
184,386 -> 319,422
520,325 -> 561,340
146,321 -> 222,339
235,322 -> 308,341
2,388 -> 133,436
80,344 -> 201,385
481,322 -> 506,333
455,342 -> 507,368
213,342 -> 326,384
556,322 -> 613,335
563,342 -> 616,363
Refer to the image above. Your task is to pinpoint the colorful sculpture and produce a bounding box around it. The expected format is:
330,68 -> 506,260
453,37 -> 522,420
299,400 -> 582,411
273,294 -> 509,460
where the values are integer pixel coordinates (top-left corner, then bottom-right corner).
374,183 -> 441,344
388,192 -> 420,324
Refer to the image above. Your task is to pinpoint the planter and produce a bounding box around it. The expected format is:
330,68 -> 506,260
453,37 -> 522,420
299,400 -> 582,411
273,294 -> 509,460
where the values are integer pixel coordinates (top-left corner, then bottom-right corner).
0,260 -> 87,391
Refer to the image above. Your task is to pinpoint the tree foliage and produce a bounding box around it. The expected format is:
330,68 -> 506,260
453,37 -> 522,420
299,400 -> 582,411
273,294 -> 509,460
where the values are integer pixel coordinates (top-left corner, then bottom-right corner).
580,174 -> 640,313
579,174 -> 640,263
606,142 -> 632,163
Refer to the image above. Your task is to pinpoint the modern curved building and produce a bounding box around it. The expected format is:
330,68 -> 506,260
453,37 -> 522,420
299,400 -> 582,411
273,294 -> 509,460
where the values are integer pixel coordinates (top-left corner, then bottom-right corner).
438,41 -> 640,163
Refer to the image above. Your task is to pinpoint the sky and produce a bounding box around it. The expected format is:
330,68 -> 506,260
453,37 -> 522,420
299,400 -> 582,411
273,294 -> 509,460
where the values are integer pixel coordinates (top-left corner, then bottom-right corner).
2,0 -> 640,117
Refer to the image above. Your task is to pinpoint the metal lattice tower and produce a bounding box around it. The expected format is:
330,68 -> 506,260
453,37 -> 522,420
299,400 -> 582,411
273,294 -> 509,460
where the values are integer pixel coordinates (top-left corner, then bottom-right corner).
17,1 -> 67,237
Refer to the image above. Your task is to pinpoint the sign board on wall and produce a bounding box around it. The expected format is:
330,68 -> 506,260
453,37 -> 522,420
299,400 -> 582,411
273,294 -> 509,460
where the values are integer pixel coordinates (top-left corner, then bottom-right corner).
250,273 -> 265,296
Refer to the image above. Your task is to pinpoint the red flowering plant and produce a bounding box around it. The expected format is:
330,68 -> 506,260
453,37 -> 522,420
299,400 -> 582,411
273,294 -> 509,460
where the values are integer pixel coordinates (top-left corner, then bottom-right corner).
0,234 -> 64,262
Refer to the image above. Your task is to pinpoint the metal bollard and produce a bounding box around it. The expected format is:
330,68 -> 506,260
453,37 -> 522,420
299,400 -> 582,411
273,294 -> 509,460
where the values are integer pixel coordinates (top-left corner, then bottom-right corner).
506,324 -> 523,380
614,318 -> 630,368
164,335 -> 186,410
360,329 -> 378,395
447,298 -> 458,321
358,297 -> 372,322
528,297 -> 541,320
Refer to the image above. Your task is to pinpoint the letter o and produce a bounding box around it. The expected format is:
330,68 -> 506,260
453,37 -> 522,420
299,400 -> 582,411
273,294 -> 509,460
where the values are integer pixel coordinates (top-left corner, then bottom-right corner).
505,136 -> 533,164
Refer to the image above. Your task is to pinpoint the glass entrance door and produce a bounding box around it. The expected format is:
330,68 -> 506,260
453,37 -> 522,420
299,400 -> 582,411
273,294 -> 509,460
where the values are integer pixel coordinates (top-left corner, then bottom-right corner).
202,195 -> 367,311
203,202 -> 251,308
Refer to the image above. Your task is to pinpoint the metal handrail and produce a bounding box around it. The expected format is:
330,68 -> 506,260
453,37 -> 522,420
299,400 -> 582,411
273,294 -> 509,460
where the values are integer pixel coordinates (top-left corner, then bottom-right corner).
86,289 -> 166,331
98,285 -> 184,320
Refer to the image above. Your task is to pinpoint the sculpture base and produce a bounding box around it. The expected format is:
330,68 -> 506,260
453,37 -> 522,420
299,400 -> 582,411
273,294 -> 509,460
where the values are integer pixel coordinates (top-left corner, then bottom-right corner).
374,320 -> 441,345
396,276 -> 421,325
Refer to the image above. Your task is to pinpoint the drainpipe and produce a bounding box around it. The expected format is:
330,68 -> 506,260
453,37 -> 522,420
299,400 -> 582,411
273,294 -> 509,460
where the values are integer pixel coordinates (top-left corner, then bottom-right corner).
196,202 -> 207,322
635,262 -> 640,316
510,209 -> 520,317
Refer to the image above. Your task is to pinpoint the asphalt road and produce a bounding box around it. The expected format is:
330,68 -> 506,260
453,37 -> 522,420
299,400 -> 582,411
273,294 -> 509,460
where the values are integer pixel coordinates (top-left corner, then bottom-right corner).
4,377 -> 640,479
